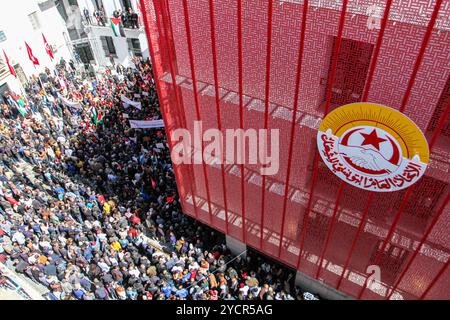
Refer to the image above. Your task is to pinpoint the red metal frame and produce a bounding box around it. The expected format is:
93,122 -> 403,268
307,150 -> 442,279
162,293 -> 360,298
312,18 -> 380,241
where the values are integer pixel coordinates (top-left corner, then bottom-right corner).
156,0 -> 200,219
208,0 -> 230,233
296,153 -> 318,269
237,0 -> 246,243
336,0 -> 392,289
362,0 -> 393,102
358,0 -> 444,298
180,0 -> 214,222
259,0 -> 274,250
297,0 -> 349,269
428,100 -> 450,150
315,183 -> 345,279
336,192 -> 375,290
277,0 -> 309,259
420,259 -> 449,300
141,0 -> 450,300
400,0 -> 444,112
357,186 -> 415,299
323,0 -> 349,116
139,0 -> 198,220
386,191 -> 449,299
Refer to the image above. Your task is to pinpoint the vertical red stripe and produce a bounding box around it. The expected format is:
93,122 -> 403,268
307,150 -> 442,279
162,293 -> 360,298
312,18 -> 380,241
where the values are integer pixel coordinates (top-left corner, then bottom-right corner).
359,0 -> 444,298
400,0 -> 443,112
383,95 -> 450,299
428,99 -> 450,150
297,0 -> 349,269
297,154 -> 319,269
323,0 -> 349,115
420,259 -> 449,300
158,0 -> 200,219
140,0 -> 194,219
181,0 -> 214,221
259,0 -> 274,249
208,0 -> 230,232
315,183 -> 345,279
357,186 -> 414,299
386,192 -> 449,299
362,0 -> 393,102
237,0 -> 246,242
338,0 -> 392,289
278,0 -> 309,259
336,192 -> 374,290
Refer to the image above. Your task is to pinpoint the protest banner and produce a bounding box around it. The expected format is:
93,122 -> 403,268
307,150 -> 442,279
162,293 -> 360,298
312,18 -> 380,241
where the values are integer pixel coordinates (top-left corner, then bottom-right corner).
129,119 -> 165,129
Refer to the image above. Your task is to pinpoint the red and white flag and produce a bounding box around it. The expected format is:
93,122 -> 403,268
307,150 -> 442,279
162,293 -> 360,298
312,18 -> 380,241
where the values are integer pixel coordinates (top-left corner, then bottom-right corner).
2,50 -> 17,77
42,33 -> 54,60
25,42 -> 39,66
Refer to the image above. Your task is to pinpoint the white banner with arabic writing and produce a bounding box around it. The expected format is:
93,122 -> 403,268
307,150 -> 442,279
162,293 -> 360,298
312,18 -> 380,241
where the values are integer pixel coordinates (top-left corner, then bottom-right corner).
129,119 -> 164,129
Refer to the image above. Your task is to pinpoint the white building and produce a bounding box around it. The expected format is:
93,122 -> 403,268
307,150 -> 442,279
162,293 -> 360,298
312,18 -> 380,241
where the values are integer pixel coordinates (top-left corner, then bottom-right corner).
0,0 -> 74,99
0,0 -> 149,102
63,0 -> 149,68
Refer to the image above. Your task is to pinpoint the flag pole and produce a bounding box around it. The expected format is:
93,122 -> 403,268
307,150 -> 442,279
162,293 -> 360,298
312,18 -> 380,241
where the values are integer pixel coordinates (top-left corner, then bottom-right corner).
33,63 -> 47,96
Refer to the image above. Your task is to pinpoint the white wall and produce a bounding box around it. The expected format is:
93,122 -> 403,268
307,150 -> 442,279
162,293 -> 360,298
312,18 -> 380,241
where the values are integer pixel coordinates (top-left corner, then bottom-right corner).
75,0 -> 148,68
0,0 -> 73,92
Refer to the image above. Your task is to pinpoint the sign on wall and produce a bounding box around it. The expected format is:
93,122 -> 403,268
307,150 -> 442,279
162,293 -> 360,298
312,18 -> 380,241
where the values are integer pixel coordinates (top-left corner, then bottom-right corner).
317,103 -> 429,192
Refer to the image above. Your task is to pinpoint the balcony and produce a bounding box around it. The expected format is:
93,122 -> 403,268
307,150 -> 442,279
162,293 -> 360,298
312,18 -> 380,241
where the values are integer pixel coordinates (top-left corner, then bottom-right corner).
82,11 -> 144,39
84,22 -> 144,39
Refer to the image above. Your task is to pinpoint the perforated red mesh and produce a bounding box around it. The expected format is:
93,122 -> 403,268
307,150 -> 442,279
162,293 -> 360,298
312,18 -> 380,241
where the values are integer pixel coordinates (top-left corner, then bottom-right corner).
140,0 -> 450,300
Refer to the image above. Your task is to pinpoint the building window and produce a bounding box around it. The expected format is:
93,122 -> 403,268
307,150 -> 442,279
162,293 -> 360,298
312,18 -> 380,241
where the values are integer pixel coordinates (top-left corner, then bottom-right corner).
68,27 -> 80,41
100,36 -> 117,57
68,0 -> 78,5
55,0 -> 68,21
0,31 -> 6,42
28,11 -> 42,30
322,37 -> 374,108
126,38 -> 142,57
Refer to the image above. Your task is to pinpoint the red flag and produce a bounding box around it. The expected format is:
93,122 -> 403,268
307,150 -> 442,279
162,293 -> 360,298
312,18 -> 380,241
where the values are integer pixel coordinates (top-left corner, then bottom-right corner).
151,178 -> 156,190
25,42 -> 39,65
166,195 -> 175,203
3,50 -> 17,77
42,33 -> 54,60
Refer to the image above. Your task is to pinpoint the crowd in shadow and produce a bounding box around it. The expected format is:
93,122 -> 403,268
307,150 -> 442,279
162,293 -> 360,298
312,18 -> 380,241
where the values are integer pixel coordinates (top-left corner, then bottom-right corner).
0,57 -> 319,300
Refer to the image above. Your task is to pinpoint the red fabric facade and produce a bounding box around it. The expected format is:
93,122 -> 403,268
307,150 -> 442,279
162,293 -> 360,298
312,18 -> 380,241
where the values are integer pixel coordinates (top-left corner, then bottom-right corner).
140,0 -> 449,300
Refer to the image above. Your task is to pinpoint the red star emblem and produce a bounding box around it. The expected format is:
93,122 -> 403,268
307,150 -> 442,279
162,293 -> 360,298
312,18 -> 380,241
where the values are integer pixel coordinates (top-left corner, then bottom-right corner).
360,129 -> 386,150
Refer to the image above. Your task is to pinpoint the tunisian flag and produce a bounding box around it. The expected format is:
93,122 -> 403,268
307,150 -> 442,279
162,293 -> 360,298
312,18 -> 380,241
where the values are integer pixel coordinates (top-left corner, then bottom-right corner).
2,50 -> 17,77
42,33 -> 54,60
25,42 -> 39,66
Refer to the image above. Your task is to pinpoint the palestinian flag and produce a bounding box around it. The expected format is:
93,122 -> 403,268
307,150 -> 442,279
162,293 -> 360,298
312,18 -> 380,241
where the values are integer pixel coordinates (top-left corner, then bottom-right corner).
17,104 -> 27,117
110,17 -> 125,37
91,106 -> 103,125
8,96 -> 26,117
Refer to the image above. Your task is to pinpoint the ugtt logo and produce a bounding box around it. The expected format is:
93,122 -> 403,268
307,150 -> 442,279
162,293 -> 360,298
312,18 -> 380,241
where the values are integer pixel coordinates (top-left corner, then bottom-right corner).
317,103 -> 429,192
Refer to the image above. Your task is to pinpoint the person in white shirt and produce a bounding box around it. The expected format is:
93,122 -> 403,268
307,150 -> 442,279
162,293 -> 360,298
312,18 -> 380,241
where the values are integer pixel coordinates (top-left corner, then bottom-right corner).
239,284 -> 249,297
12,231 -> 26,245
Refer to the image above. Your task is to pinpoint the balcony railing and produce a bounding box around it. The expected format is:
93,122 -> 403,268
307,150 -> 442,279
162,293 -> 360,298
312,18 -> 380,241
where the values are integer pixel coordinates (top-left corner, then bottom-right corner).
83,10 -> 142,30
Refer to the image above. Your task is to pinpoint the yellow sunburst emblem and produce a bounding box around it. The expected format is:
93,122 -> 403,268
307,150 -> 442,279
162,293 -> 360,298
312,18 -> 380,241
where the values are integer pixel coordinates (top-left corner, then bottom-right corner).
317,103 -> 429,192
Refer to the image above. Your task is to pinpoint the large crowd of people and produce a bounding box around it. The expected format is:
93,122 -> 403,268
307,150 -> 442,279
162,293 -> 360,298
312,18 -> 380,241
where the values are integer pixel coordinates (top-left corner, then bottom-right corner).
0,57 -> 318,300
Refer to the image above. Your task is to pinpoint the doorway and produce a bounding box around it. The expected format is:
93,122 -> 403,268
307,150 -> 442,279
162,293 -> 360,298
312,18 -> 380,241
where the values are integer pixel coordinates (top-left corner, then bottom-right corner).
324,37 -> 374,107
